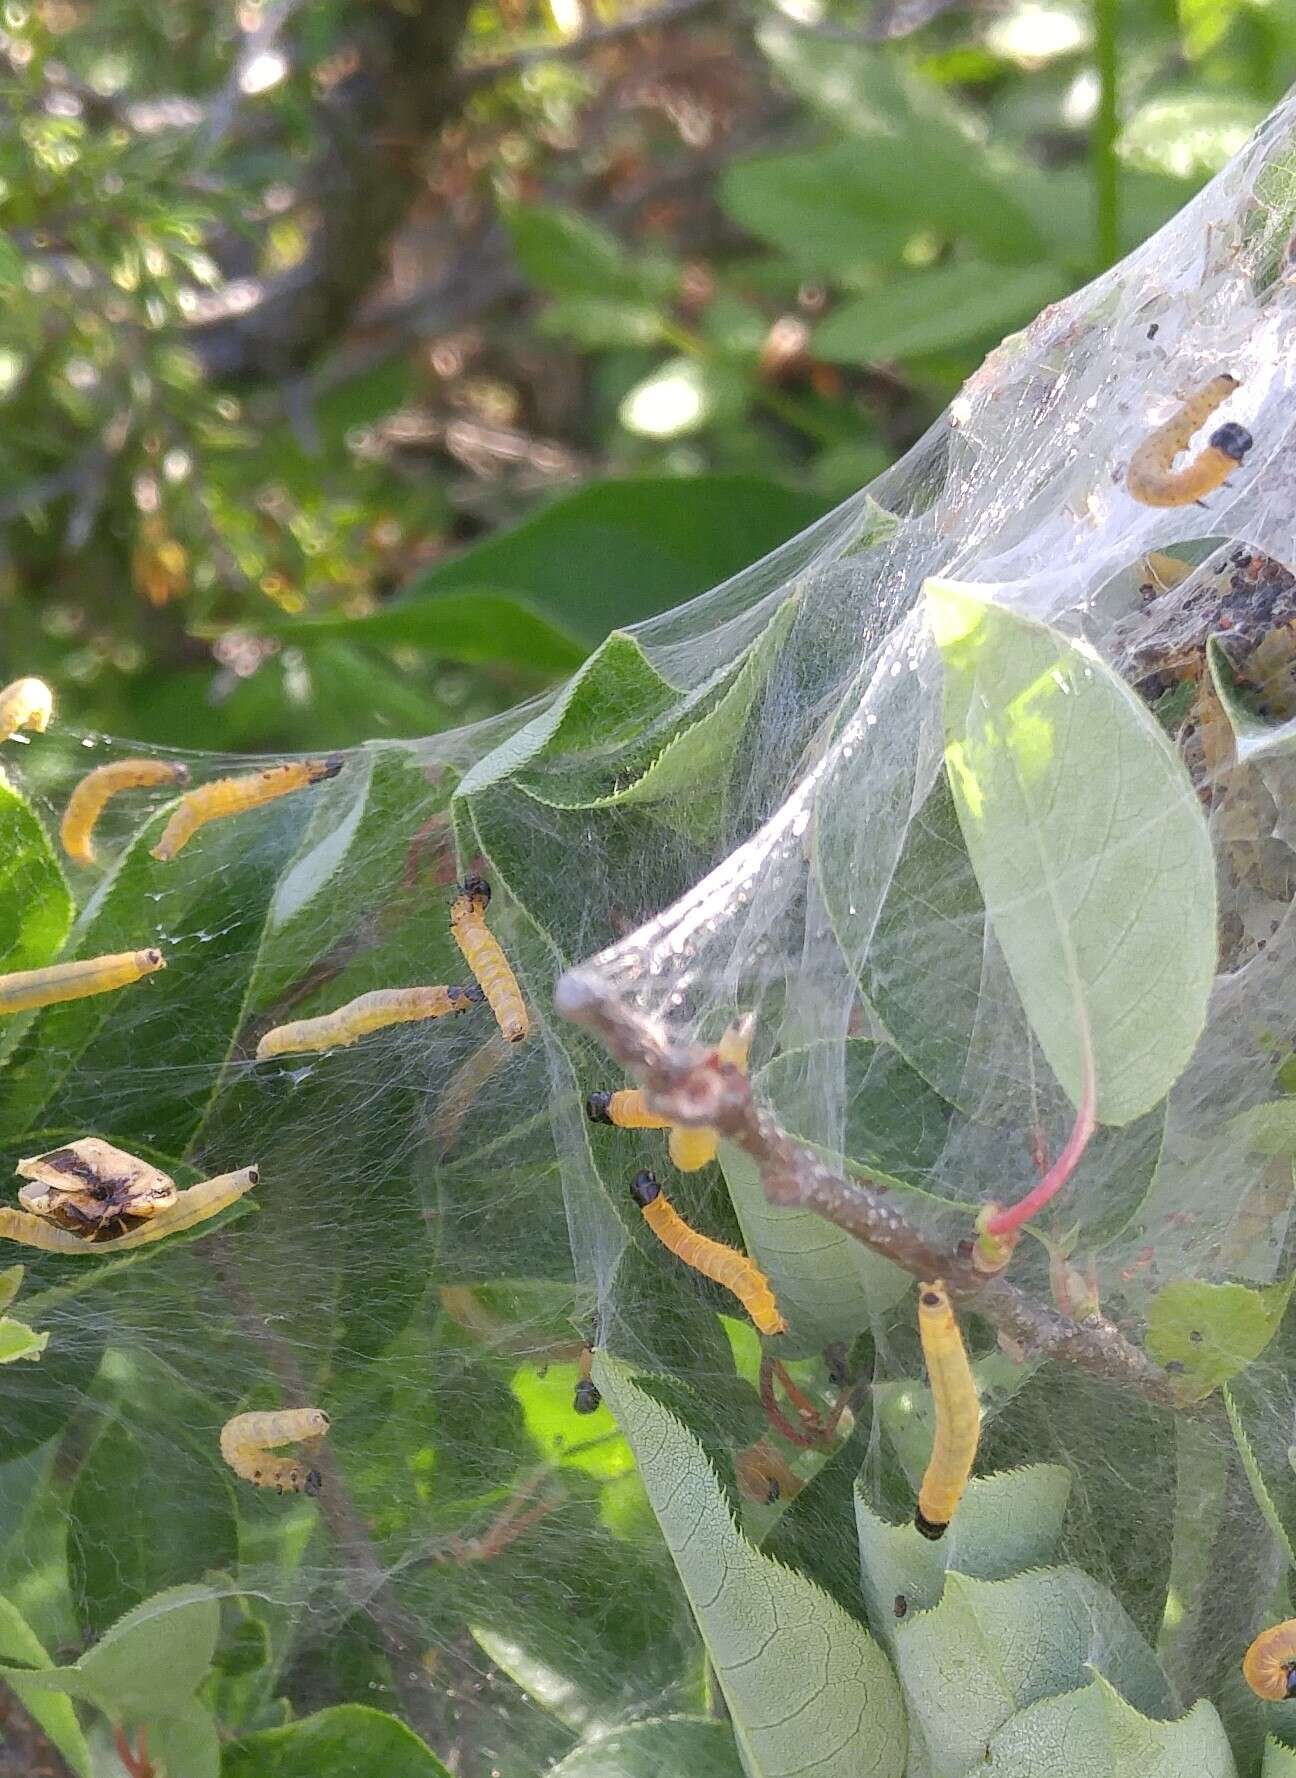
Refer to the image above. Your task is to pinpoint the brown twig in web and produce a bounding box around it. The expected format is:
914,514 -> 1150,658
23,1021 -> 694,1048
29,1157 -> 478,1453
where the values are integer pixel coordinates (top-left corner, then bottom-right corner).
555,972 -> 1182,1411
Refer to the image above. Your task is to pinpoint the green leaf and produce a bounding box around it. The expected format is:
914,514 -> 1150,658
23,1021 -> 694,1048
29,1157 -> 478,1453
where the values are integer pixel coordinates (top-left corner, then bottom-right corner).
244,589 -> 589,675
0,1262 -> 22,1311
986,1673 -> 1236,1776
457,629 -> 678,799
1120,93 -> 1268,180
815,263 -> 1066,364
756,25 -> 1047,262
504,203 -> 673,304
0,1592 -> 90,1775
146,1700 -> 220,1778
721,146 -> 910,277
1207,635 -> 1296,763
927,578 -> 1217,1126
595,1353 -> 907,1778
377,478 -> 831,646
223,1704 -> 454,1778
548,1718 -> 745,1778
0,773 -> 73,978
0,1316 -> 46,1362
1224,1382 -> 1296,1569
68,1415 -> 238,1637
1,1583 -> 221,1718
1146,1278 -> 1295,1399
539,296 -> 666,347
892,1569 -> 1172,1769
720,1038 -> 950,1348
854,1465 -> 1072,1631
1264,1738 -> 1296,1776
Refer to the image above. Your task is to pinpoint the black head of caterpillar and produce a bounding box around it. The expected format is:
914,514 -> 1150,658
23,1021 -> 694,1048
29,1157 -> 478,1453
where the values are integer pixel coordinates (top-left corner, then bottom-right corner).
587,1092 -> 614,1123
631,1169 -> 662,1208
458,984 -> 487,1005
458,874 -> 492,909
320,753 -> 346,781
573,1380 -> 601,1414
1209,422 -> 1253,463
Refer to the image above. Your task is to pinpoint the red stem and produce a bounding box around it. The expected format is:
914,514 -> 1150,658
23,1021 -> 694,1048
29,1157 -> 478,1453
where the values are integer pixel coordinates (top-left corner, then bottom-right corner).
984,1061 -> 1097,1238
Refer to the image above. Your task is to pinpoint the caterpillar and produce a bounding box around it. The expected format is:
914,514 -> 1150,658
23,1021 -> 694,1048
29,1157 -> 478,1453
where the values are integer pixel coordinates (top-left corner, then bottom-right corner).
0,1164 -> 258,1253
585,1089 -> 673,1131
61,758 -> 190,866
587,1016 -> 755,1172
735,1438 -> 803,1505
1243,1621 -> 1296,1700
914,1280 -> 981,1540
1126,374 -> 1253,507
220,1406 -> 330,1497
573,1342 -> 601,1415
431,1031 -> 511,1156
0,678 -> 54,744
256,984 -> 481,1060
630,1169 -> 787,1336
0,947 -> 165,1016
150,756 -> 343,861
450,876 -> 528,1044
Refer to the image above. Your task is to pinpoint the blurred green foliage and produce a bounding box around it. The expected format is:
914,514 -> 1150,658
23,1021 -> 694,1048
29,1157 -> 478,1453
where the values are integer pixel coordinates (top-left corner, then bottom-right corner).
0,0 -> 1292,752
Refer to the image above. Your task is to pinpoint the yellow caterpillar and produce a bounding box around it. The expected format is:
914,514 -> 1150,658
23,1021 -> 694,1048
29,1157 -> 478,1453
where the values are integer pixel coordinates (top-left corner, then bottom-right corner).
450,876 -> 528,1044
1126,374 -> 1252,507
0,948 -> 164,1016
257,984 -> 481,1059
0,1165 -> 258,1253
220,1407 -> 330,1496
914,1280 -> 980,1540
587,1016 -> 753,1173
630,1169 -> 786,1336
61,758 -> 189,866
151,756 -> 343,861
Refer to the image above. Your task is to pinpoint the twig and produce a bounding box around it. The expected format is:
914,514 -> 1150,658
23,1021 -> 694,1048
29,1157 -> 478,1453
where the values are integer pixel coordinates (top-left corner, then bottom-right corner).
458,0 -> 724,92
555,971 -> 1182,1410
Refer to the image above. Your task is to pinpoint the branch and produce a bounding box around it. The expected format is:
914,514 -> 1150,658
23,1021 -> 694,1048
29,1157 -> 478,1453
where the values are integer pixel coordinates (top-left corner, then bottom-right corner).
458,0 -> 725,92
555,970 -> 1182,1410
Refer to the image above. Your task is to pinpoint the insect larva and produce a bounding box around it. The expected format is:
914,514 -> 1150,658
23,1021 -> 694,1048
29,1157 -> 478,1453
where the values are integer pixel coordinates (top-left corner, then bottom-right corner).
630,1169 -> 787,1336
0,948 -> 165,1016
914,1280 -> 981,1540
587,1016 -> 755,1171
431,1031 -> 512,1157
61,758 -> 190,867
1243,1621 -> 1296,1700
0,1165 -> 259,1253
220,1406 -> 330,1497
150,756 -> 343,861
257,984 -> 481,1060
1126,374 -> 1253,507
735,1438 -> 802,1505
585,1089 -> 673,1131
450,876 -> 528,1044
573,1342 -> 601,1415
0,678 -> 54,744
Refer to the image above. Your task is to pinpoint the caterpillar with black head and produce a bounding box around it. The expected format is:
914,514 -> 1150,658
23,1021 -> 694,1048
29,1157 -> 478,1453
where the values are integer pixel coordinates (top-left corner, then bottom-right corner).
1126,374 -> 1253,507
630,1169 -> 786,1335
914,1280 -> 980,1540
450,876 -> 528,1044
151,756 -> 343,861
0,948 -> 165,1016
220,1407 -> 330,1496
